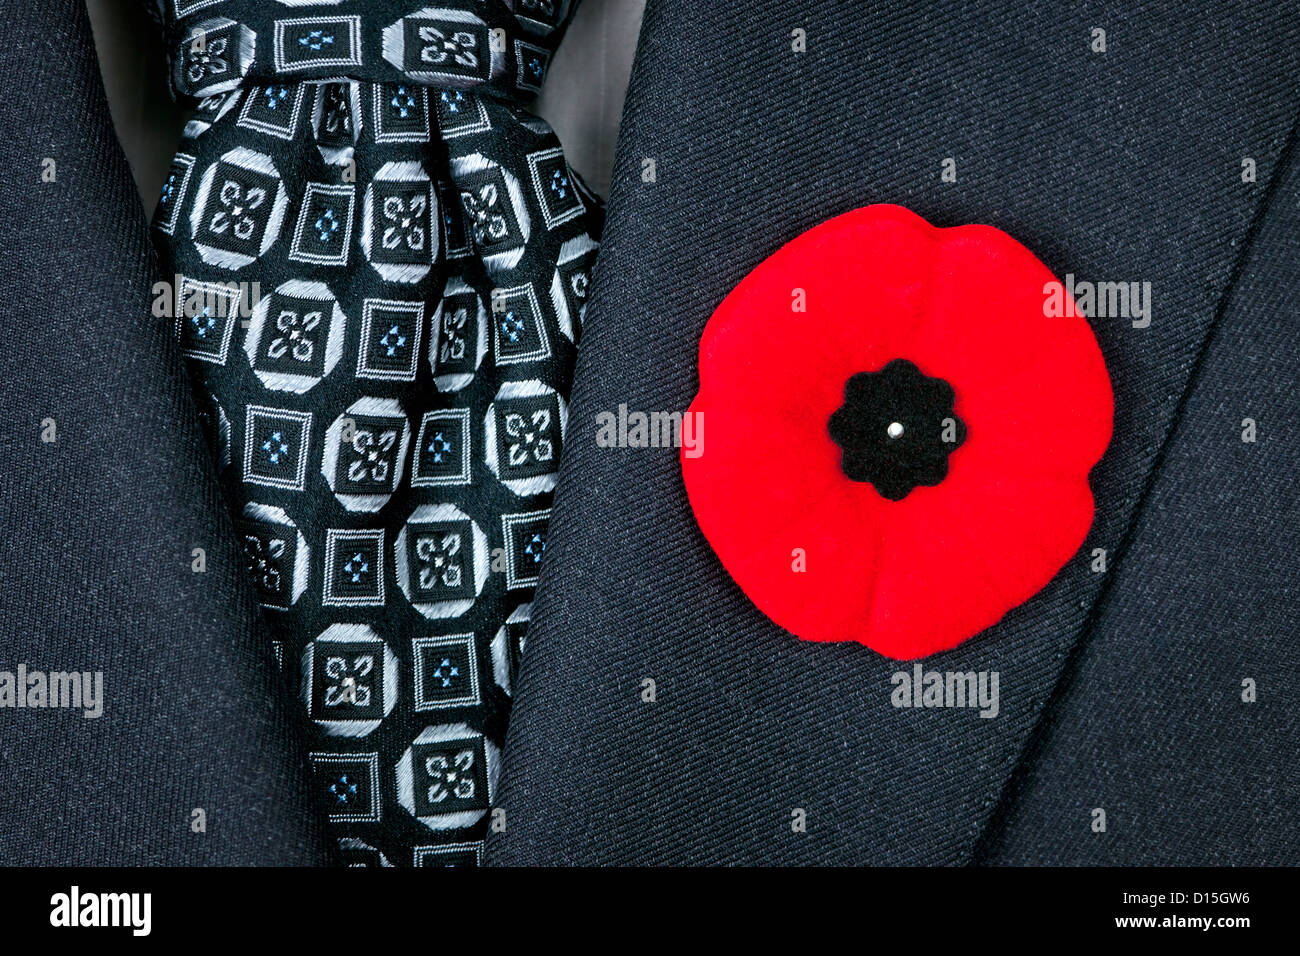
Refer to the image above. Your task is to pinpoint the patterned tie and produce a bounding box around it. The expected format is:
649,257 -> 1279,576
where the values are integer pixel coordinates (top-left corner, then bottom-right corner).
150,0 -> 601,867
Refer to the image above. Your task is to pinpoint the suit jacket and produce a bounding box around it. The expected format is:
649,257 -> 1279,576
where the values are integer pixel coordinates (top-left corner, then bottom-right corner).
482,0 -> 1300,865
0,0 -> 1294,866
0,0 -> 328,865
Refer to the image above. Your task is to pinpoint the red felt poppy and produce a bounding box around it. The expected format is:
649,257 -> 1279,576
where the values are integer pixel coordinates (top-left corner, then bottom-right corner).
680,204 -> 1113,659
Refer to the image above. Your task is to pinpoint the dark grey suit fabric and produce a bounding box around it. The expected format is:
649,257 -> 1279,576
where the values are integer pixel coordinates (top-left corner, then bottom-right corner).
977,128 -> 1300,866
485,1 -> 1300,864
0,0 -> 331,865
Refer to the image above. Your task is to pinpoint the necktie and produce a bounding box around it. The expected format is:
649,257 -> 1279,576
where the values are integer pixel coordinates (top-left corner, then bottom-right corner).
151,0 -> 601,867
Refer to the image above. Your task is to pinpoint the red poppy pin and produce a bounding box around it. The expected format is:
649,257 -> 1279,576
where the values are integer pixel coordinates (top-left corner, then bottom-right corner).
681,204 -> 1113,660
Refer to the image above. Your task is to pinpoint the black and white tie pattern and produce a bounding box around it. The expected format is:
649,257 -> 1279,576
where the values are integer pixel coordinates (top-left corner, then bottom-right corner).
150,0 -> 600,867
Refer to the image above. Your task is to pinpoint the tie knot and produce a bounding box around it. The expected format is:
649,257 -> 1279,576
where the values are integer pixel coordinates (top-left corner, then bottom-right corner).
163,0 -> 576,103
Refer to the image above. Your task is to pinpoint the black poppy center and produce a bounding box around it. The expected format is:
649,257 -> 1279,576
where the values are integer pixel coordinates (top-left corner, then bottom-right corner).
827,358 -> 966,501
